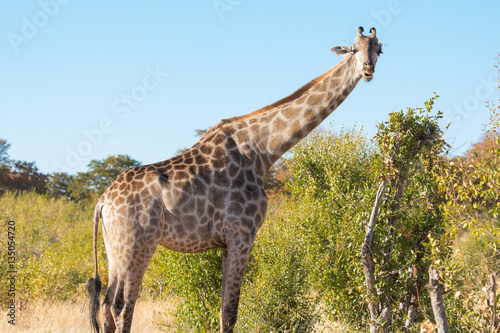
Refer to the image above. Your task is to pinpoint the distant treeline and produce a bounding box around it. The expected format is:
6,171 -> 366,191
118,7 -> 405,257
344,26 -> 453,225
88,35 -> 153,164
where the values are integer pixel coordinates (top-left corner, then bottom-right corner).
0,141 -> 140,202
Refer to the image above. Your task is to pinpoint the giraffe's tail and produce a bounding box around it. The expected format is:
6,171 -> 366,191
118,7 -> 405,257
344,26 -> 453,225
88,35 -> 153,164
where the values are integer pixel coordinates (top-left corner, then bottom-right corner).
86,202 -> 102,333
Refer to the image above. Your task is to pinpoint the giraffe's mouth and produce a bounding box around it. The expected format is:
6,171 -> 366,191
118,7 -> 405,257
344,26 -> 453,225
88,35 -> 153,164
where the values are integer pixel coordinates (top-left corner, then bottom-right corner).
363,73 -> 373,82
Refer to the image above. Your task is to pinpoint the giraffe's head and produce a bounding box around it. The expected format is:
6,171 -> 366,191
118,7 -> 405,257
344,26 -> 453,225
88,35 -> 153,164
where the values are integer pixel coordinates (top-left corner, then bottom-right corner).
331,27 -> 382,82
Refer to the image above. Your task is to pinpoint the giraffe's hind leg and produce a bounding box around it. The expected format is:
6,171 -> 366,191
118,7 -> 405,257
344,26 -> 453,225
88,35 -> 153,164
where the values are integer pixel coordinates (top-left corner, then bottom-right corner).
102,222 -> 159,333
102,267 -> 118,333
105,246 -> 157,333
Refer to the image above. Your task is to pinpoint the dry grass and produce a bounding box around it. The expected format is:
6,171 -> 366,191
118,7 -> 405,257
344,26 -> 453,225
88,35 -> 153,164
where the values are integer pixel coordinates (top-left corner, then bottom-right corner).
0,296 -> 356,332
310,303 -> 358,333
0,298 -> 174,333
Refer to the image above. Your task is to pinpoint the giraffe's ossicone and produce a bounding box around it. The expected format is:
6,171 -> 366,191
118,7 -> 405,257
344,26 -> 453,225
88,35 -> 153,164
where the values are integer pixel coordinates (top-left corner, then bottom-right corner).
86,26 -> 382,333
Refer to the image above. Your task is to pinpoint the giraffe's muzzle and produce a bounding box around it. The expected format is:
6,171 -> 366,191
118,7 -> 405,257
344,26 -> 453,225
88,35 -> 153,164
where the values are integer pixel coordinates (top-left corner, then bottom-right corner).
363,60 -> 375,81
363,72 -> 374,82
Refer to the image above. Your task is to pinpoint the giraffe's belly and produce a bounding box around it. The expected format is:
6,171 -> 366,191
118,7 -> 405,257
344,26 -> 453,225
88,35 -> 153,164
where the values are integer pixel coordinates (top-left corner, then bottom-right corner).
158,211 -> 226,253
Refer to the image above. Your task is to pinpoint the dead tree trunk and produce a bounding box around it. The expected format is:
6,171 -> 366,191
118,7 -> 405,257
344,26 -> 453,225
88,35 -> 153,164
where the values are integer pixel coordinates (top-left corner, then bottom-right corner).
428,266 -> 450,333
362,180 -> 387,333
379,177 -> 406,330
485,272 -> 498,332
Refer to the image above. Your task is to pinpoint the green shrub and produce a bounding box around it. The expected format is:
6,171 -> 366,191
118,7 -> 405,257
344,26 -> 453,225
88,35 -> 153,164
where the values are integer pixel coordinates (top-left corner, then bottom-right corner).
0,191 -> 106,303
285,125 -> 376,329
147,248 -> 222,332
237,202 -> 317,332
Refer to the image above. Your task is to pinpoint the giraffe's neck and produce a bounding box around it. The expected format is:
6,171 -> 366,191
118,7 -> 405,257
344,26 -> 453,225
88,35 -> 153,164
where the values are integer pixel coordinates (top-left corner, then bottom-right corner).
227,55 -> 362,174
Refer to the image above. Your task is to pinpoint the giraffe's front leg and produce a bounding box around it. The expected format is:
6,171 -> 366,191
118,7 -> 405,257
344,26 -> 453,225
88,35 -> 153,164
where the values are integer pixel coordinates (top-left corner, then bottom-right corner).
220,233 -> 255,333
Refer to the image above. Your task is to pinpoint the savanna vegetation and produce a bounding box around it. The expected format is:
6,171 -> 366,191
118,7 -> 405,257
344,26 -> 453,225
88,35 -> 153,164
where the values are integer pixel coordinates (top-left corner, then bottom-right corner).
1,59 -> 499,332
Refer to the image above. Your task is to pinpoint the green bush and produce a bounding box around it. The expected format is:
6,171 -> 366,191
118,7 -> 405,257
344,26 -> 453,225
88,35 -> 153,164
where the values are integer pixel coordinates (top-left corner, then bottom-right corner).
237,202 -> 317,332
147,248 -> 222,332
286,125 -> 377,329
0,191 -> 107,303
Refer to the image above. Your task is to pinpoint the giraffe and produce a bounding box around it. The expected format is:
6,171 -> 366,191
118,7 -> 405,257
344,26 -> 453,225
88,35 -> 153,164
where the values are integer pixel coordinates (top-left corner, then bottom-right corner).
86,26 -> 382,333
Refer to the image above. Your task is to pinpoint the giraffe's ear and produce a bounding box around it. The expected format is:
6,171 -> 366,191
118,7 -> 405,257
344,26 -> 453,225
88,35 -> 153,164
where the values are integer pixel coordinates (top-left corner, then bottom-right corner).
331,45 -> 354,57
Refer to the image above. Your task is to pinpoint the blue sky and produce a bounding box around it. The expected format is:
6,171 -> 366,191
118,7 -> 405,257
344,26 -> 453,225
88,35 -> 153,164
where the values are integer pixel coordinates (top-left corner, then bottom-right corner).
1,1 -> 499,174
